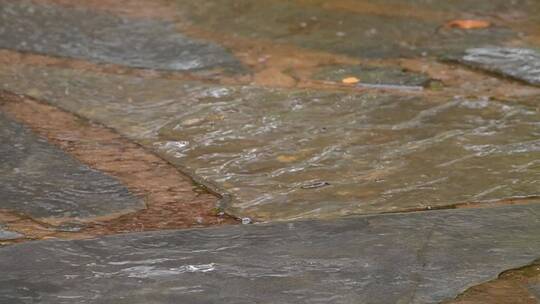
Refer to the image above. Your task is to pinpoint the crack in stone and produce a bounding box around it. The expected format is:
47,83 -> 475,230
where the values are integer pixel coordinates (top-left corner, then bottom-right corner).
402,227 -> 435,304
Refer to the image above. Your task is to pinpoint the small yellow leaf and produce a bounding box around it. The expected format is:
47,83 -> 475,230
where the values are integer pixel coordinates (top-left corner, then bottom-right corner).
446,19 -> 491,30
342,77 -> 360,84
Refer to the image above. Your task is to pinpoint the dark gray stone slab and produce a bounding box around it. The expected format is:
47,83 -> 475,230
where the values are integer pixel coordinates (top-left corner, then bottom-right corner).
0,112 -> 144,220
458,48 -> 540,86
1,204 -> 539,304
0,0 -> 241,71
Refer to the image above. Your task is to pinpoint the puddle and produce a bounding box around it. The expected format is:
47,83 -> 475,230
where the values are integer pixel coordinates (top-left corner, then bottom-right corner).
1,65 -> 538,221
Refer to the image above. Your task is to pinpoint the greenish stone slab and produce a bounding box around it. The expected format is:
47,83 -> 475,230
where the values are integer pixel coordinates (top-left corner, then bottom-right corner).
1,65 -> 539,221
169,0 -> 520,58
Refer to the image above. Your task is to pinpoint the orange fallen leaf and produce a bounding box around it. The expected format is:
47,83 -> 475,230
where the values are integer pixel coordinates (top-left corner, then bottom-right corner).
342,77 -> 360,84
276,155 -> 298,163
446,19 -> 491,30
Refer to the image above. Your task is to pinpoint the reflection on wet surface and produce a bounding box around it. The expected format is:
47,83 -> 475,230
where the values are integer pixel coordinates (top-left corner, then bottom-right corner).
1,203 -> 539,303
312,64 -> 431,87
0,226 -> 23,241
0,0 -> 241,71
458,47 -> 540,86
0,0 -> 539,302
168,0 -> 522,59
0,93 -> 235,240
0,112 -> 144,221
1,65 -> 538,221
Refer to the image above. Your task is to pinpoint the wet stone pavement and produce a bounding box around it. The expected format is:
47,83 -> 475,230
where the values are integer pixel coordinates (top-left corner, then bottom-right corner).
0,0 -> 241,72
0,112 -> 144,222
1,204 -> 540,304
1,65 -> 539,221
0,0 -> 539,303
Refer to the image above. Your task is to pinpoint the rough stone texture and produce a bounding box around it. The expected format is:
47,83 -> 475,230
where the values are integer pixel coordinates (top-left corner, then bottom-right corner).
0,93 -> 235,235
312,64 -> 431,86
169,0 -> 518,59
444,259 -> 540,304
0,204 -> 539,303
458,48 -> 540,86
1,65 -> 539,221
0,0 -> 241,71
529,284 -> 540,299
0,226 -> 23,241
0,112 -> 144,221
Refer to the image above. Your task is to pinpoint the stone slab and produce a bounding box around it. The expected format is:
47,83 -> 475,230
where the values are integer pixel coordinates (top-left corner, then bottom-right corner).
1,65 -> 539,221
0,204 -> 539,303
169,0 -> 520,58
458,47 -> 540,86
0,112 -> 144,220
0,0 -> 241,71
